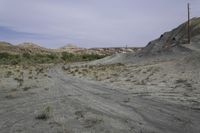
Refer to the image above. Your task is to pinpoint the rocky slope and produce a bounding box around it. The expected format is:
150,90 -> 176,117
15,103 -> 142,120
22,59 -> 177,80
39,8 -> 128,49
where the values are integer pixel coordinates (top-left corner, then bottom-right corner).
142,17 -> 200,56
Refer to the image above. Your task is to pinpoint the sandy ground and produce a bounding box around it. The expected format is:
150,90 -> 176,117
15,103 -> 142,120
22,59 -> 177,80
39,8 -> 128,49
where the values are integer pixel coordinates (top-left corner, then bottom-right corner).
63,54 -> 200,109
0,55 -> 200,133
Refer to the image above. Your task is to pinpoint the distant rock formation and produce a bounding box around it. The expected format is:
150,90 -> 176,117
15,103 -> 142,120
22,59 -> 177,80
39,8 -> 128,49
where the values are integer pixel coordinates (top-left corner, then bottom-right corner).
60,44 -> 79,49
17,42 -> 44,49
0,42 -> 52,54
0,41 -> 141,55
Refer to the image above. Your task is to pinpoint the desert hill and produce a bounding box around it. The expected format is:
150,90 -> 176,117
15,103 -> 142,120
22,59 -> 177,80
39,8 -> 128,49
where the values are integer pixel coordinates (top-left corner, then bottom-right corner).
0,42 -> 53,54
0,41 -> 12,47
94,17 -> 200,64
17,42 -> 53,53
142,17 -> 200,56
60,43 -> 78,49
0,41 -> 142,55
17,42 -> 46,49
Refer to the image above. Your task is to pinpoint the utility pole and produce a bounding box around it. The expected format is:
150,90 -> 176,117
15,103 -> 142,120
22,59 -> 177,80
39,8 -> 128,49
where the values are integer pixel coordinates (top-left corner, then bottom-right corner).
187,3 -> 191,44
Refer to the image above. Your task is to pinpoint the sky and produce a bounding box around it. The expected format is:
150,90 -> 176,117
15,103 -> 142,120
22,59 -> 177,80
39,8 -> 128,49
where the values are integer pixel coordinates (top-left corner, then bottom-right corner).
0,0 -> 200,48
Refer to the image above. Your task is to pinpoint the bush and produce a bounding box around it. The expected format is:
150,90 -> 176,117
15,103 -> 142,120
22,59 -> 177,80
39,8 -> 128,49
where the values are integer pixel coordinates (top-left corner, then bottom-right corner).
81,54 -> 105,61
61,52 -> 106,62
32,53 -> 59,63
0,52 -> 20,65
22,53 -> 31,59
47,53 -> 58,60
61,52 -> 75,61
0,52 -> 106,65
0,52 -> 10,59
10,59 -> 19,65
35,106 -> 52,120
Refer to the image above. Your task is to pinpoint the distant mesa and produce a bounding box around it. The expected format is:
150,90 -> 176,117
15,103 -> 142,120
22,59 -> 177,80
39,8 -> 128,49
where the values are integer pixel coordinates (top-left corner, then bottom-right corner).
0,42 -> 51,54
0,41 -> 13,47
0,41 -> 17,54
17,42 -> 44,49
60,44 -> 79,49
0,41 -> 141,55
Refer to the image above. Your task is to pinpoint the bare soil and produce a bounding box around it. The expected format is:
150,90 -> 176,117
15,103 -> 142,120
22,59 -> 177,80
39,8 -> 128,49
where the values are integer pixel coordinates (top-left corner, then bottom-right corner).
1,54 -> 200,133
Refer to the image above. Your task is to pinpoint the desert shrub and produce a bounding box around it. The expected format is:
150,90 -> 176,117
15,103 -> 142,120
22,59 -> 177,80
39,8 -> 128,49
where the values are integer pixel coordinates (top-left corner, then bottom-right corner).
5,71 -> 13,78
175,79 -> 187,83
84,117 -> 103,128
35,106 -> 52,120
14,77 -> 24,87
61,52 -> 105,62
22,86 -> 31,91
0,51 -> 106,64
31,53 -> 59,63
5,93 -> 16,99
47,53 -> 58,60
22,52 -> 31,59
61,52 -> 75,61
0,52 -> 20,65
0,52 -> 10,59
10,59 -> 19,65
81,54 -> 105,61
32,54 -> 45,62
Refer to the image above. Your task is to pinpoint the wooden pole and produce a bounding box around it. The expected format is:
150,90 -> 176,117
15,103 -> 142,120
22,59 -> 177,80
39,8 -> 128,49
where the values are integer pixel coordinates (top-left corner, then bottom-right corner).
187,3 -> 191,44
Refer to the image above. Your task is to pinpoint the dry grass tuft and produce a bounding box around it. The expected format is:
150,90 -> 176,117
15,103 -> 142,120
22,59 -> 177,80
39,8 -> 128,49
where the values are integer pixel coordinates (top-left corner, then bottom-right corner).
35,106 -> 52,120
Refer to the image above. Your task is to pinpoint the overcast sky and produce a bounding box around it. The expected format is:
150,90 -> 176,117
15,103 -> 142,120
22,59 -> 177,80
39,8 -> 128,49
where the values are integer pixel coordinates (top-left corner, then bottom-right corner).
0,0 -> 199,48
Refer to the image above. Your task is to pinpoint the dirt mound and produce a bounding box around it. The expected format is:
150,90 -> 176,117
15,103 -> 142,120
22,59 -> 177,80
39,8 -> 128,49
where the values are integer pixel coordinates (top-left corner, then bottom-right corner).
142,17 -> 200,56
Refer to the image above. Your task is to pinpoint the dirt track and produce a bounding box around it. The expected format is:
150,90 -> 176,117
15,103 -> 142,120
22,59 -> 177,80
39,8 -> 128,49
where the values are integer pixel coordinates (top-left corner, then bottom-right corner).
0,65 -> 200,133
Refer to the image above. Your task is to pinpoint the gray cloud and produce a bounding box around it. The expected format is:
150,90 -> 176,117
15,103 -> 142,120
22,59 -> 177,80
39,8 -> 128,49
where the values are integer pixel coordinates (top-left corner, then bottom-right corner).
0,0 -> 199,48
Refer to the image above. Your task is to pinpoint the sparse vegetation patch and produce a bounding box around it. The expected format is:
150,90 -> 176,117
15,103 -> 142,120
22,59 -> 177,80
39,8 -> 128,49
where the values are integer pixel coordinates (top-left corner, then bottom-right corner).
0,52 -> 106,65
35,106 -> 52,120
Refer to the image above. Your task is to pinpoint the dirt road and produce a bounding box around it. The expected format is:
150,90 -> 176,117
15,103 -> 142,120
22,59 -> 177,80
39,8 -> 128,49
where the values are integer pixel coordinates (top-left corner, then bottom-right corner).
0,66 -> 200,133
